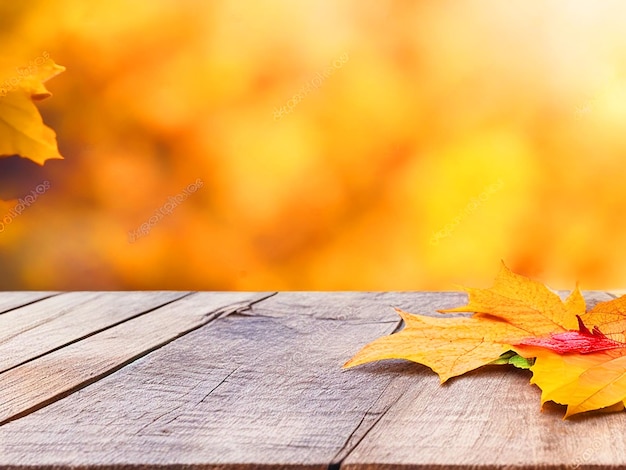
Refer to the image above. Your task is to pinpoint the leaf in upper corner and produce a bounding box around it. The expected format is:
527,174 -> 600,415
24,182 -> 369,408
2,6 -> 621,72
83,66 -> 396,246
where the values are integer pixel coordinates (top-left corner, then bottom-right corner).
0,55 -> 65,165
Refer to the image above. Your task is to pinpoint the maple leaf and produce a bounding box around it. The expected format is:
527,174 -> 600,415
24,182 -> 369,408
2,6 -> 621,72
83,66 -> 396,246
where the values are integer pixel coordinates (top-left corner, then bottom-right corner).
509,297 -> 626,417
0,54 -> 65,165
514,345 -> 626,418
510,307 -> 626,417
344,262 -> 582,382
516,316 -> 626,354
345,262 -> 626,418
439,261 -> 581,335
579,294 -> 626,343
343,308 -> 523,382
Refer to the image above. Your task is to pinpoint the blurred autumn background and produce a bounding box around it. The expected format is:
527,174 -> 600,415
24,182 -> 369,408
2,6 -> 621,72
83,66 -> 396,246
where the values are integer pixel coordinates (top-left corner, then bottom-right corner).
1,0 -> 626,290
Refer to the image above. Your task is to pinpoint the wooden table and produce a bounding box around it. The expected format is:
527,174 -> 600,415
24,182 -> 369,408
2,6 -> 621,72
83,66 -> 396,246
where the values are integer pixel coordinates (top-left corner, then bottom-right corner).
1,290 -> 624,469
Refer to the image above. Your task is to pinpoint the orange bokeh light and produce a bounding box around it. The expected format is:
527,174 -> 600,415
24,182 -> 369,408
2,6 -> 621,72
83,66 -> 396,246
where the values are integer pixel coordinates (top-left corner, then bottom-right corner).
2,0 -> 626,290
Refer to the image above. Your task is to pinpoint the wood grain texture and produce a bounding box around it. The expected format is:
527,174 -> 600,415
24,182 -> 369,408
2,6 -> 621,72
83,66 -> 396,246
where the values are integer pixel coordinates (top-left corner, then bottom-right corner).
0,291 -> 57,315
0,291 -> 189,373
344,365 -> 626,470
0,292 -> 458,469
0,292 -> 270,426
0,291 -> 625,470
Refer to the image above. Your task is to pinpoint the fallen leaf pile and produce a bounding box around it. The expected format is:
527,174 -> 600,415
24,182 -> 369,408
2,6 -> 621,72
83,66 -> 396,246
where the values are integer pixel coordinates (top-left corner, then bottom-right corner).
0,53 -> 65,165
344,262 -> 626,418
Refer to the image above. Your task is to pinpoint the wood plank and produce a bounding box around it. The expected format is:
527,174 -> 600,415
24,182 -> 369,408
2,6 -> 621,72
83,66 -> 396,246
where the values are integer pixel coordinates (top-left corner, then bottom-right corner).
0,291 -> 272,426
0,291 -> 188,373
606,289 -> 626,298
0,291 -> 57,315
343,366 -> 626,470
0,292 -> 457,469
1,291 -> 621,469
342,291 -> 621,470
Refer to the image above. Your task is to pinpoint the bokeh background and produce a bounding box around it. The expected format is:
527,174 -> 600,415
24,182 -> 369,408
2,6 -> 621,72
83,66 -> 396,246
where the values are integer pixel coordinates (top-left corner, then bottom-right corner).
1,0 -> 626,291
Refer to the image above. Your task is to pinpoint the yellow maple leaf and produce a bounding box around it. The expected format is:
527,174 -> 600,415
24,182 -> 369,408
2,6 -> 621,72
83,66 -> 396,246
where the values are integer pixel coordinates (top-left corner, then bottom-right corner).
344,262 -> 584,382
514,345 -> 626,418
510,294 -> 626,417
343,309 -> 523,382
440,261 -> 582,335
0,54 -> 65,165
580,295 -> 626,342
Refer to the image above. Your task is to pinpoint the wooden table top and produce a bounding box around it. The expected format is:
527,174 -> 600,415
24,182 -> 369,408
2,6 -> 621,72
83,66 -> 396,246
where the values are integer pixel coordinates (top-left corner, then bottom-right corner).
0,290 -> 624,469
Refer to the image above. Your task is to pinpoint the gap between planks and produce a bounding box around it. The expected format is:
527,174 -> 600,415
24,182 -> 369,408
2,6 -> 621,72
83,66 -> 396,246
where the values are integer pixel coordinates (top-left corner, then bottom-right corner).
0,291 -> 191,374
0,291 -> 274,426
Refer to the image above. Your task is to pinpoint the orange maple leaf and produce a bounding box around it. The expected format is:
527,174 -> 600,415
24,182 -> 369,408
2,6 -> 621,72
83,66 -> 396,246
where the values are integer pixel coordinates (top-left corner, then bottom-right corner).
345,262 -> 626,418
0,53 -> 65,165
513,345 -> 626,417
512,294 -> 626,417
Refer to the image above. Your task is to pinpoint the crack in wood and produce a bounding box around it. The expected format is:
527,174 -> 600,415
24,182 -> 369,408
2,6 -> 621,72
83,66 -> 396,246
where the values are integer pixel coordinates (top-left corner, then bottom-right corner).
329,378 -> 402,469
210,292 -> 278,321
197,366 -> 241,405
132,377 -> 224,437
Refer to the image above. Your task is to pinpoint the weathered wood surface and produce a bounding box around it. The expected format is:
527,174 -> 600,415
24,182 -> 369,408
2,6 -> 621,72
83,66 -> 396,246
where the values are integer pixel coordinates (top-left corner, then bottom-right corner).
0,291 -> 57,315
0,291 -> 624,469
0,291 -> 271,425
0,291 -> 188,373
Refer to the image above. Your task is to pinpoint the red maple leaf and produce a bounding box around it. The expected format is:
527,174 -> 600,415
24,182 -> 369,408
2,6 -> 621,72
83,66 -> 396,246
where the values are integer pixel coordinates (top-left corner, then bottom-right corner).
515,315 -> 626,354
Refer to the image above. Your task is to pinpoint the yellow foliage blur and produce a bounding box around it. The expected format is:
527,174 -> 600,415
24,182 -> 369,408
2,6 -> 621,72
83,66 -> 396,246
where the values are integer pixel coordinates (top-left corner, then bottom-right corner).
2,0 -> 626,290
